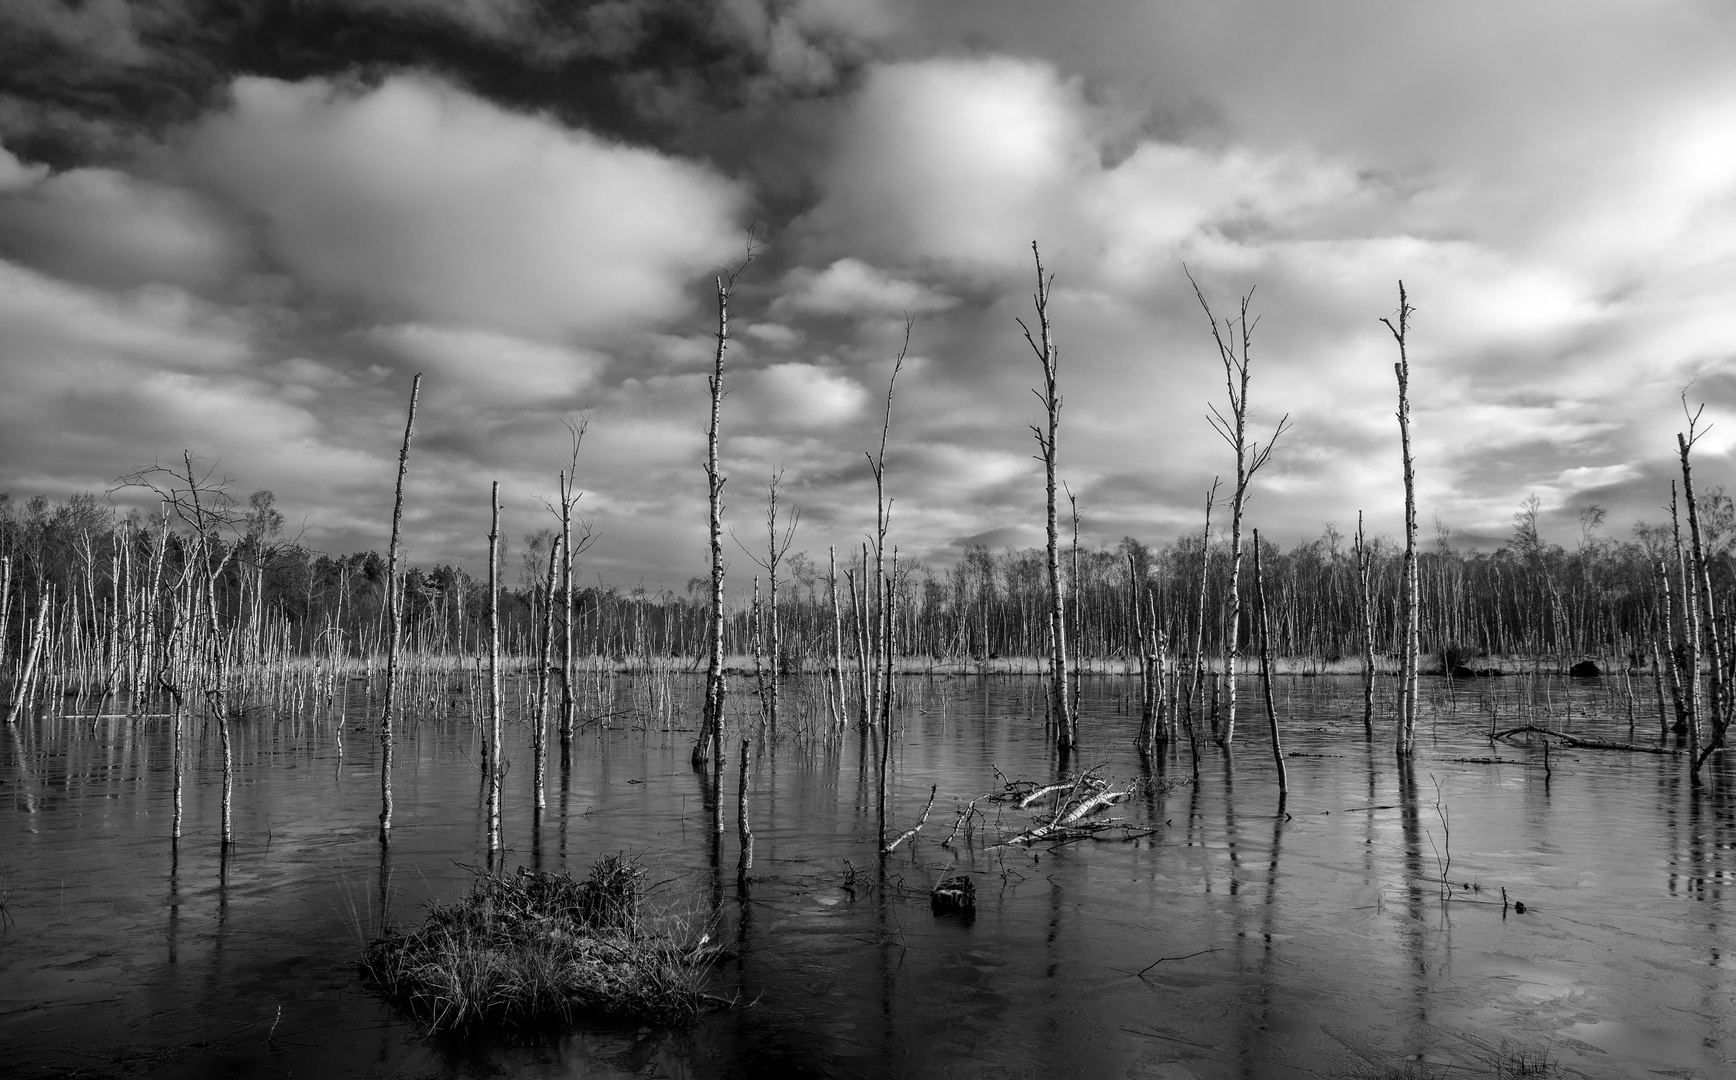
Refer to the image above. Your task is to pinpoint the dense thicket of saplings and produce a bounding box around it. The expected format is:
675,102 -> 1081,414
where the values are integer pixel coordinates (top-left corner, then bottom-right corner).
3,486 -> 1731,701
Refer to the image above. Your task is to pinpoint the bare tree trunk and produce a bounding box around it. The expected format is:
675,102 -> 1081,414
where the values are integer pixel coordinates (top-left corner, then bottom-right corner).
1679,405 -> 1726,775
1187,480 -> 1219,758
560,469 -> 575,747
487,481 -> 503,856
1383,282 -> 1420,757
1020,242 -> 1073,751
380,372 -> 420,843
865,322 -> 908,731
697,267 -> 739,768
1671,484 -> 1701,769
829,546 -> 846,730
879,552 -> 897,731
1355,511 -> 1376,739
1253,530 -> 1288,798
849,560 -> 869,727
737,736 -> 753,877
4,585 -> 48,725
1067,485 -> 1083,722
533,533 -> 559,810
740,471 -> 799,728
1190,271 -> 1290,751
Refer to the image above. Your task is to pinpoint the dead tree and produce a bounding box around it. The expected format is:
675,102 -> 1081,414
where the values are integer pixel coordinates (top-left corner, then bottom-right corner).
1067,483 -> 1083,720
1253,529 -> 1288,798
828,545 -> 846,728
1354,511 -> 1377,738
532,532 -> 559,810
1185,479 -> 1219,776
1382,282 -> 1420,756
737,471 -> 799,728
487,481 -> 503,856
379,372 -> 421,843
557,415 -> 590,749
4,583 -> 47,725
1679,399 -> 1728,777
1019,242 -> 1073,750
696,251 -> 754,768
865,320 -> 909,728
1189,270 -> 1291,750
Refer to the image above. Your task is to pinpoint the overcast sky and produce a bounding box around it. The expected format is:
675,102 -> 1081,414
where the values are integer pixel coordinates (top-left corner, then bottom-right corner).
3,0 -> 1735,585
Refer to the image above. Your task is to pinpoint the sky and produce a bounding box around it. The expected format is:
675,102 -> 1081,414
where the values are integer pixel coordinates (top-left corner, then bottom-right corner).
3,0 -> 1736,587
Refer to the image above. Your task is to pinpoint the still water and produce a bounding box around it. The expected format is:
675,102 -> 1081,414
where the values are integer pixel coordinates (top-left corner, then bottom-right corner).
2,674 -> 1734,1078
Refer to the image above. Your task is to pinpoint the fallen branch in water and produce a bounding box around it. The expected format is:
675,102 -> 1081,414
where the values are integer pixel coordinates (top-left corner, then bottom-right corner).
1491,725 -> 1681,755
941,796 -> 984,847
995,767 -> 1135,845
882,784 -> 937,855
1016,779 -> 1077,809
1135,947 -> 1223,979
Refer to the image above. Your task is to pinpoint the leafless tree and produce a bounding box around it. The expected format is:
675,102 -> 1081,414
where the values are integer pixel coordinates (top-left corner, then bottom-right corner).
1019,242 -> 1073,751
379,372 -> 420,843
736,470 -> 799,727
1382,282 -> 1420,756
556,415 -> 592,749
1189,269 -> 1291,750
1354,511 -> 1376,739
487,481 -> 503,856
1678,397 -> 1728,777
695,246 -> 755,768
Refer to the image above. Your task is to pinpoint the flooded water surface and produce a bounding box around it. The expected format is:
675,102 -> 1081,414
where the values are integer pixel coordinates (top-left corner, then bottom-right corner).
3,674 -> 1735,1078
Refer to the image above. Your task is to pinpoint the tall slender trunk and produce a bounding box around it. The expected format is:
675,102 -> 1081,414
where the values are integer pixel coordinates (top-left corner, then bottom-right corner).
829,546 -> 846,730
487,481 -> 503,855
4,585 -> 48,725
1020,242 -> 1072,750
1187,481 -> 1218,740
380,372 -> 420,842
1384,283 -> 1420,757
1679,412 -> 1726,775
533,534 -> 559,810
1253,530 -> 1288,798
698,270 -> 734,768
1355,511 -> 1376,738
560,470 -> 575,746
1190,272 -> 1288,751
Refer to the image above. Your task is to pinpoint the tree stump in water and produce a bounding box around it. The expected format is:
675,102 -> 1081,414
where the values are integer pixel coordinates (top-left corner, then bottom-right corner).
931,875 -> 976,920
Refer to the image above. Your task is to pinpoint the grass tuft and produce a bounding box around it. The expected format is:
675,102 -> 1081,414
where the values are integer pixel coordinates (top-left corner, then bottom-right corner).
361,854 -> 718,1031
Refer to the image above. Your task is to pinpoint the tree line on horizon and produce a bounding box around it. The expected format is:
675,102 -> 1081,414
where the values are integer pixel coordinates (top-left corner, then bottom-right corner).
3,482 -> 1731,685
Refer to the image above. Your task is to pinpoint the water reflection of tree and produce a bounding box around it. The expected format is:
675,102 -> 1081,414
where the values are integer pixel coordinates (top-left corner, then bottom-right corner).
1396,757 -> 1433,1059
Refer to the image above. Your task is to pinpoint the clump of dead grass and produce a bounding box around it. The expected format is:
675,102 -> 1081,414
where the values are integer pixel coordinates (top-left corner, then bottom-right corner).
361,854 -> 717,1031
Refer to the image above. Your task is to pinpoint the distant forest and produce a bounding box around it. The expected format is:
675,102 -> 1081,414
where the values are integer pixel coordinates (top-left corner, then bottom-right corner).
3,484 -> 1731,677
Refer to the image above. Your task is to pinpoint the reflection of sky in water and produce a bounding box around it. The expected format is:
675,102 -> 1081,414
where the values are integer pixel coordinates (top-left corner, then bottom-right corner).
0,674 -> 1733,1078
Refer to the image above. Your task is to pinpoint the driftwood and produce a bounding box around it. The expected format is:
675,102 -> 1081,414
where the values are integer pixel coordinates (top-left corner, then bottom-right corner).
1492,725 -> 1681,756
941,796 -> 984,847
1015,781 -> 1075,809
881,784 -> 937,854
996,767 -> 1137,845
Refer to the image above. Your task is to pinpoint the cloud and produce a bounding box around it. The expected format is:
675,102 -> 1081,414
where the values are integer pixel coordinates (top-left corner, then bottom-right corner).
803,56 -> 1091,272
0,143 -> 47,192
0,163 -> 241,289
772,257 -> 955,317
799,55 -> 1371,287
186,74 -> 746,340
736,362 -> 865,429
369,324 -> 604,406
4,0 -> 149,64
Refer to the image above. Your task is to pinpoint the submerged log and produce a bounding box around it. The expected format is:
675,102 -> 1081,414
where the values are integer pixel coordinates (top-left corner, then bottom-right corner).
1492,725 -> 1680,755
